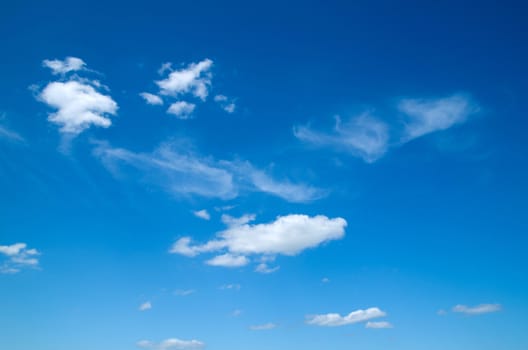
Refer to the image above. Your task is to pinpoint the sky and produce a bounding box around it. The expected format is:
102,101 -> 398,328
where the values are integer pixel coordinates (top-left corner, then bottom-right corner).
1,0 -> 528,349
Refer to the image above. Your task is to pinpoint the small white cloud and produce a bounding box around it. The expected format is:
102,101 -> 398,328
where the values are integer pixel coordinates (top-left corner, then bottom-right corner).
437,309 -> 447,316
137,338 -> 205,350
255,263 -> 280,274
249,323 -> 276,331
0,114 -> 24,143
294,114 -> 390,163
214,94 -> 236,113
321,277 -> 330,283
42,56 -> 86,75
206,253 -> 249,267
306,307 -> 386,327
452,304 -> 501,315
399,94 -> 478,141
365,321 -> 393,329
39,80 -> 117,135
156,59 -> 213,101
140,92 -> 163,105
0,243 -> 40,274
219,284 -> 241,290
167,101 -> 195,119
139,301 -> 152,311
175,289 -> 195,296
193,209 -> 210,221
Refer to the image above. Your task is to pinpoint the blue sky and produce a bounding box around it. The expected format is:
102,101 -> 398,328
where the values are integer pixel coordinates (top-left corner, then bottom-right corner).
1,0 -> 528,349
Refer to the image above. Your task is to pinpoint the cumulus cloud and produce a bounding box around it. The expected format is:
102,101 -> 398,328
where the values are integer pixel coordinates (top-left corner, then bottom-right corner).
137,338 -> 205,350
193,209 -> 210,220
365,321 -> 393,329
167,101 -> 195,119
140,92 -> 163,105
39,81 -> 118,134
37,58 -> 118,136
294,114 -> 390,163
139,301 -> 152,311
156,59 -> 213,101
93,141 -> 323,202
249,323 -> 276,331
399,94 -> 478,141
452,304 -> 501,315
214,94 -> 236,113
170,214 -> 346,270
0,243 -> 40,274
42,56 -> 86,75
306,307 -> 386,327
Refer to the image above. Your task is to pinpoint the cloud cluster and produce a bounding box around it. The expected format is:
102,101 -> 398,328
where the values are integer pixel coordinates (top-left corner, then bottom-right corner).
94,141 -> 324,202
295,94 -> 478,162
170,214 -> 346,269
38,57 -> 118,135
140,59 -> 236,118
306,307 -> 386,327
137,338 -> 205,350
0,243 -> 40,274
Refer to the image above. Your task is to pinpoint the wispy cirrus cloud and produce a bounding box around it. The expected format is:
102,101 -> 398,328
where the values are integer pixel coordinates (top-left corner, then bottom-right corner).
170,214 -> 346,269
0,243 -> 40,274
137,338 -> 205,350
249,322 -> 277,331
295,93 -> 479,162
399,94 -> 479,142
93,140 -> 324,202
37,57 -> 118,135
294,114 -> 389,163
365,321 -> 393,329
306,307 -> 386,327
452,303 -> 501,315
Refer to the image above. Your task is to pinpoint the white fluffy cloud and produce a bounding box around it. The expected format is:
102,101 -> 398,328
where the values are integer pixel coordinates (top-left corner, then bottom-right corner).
38,57 -> 118,135
365,321 -> 393,329
94,141 -> 323,202
140,92 -> 163,105
156,59 -> 213,101
306,307 -> 386,327
170,214 -> 346,269
42,56 -> 86,75
399,94 -> 478,141
137,338 -> 205,350
139,301 -> 152,311
294,114 -> 390,163
39,81 -> 118,134
167,101 -> 196,119
452,304 -> 501,315
249,323 -> 277,331
0,243 -> 40,274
